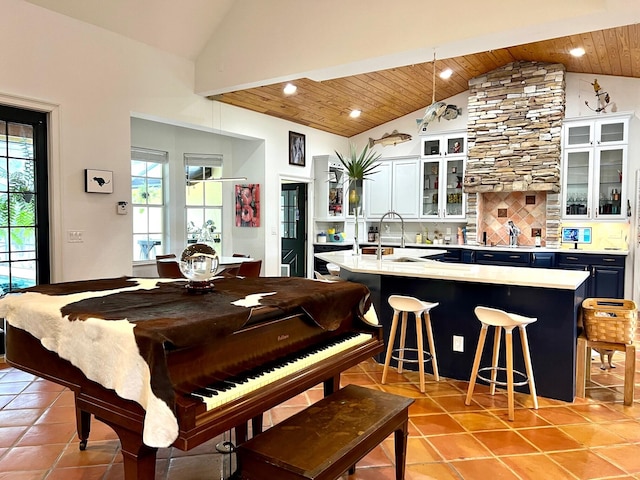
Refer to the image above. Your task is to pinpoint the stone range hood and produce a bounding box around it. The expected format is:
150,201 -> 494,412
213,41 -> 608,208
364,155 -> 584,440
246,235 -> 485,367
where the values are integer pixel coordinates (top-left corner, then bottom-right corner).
464,61 -> 565,193
463,61 -> 566,247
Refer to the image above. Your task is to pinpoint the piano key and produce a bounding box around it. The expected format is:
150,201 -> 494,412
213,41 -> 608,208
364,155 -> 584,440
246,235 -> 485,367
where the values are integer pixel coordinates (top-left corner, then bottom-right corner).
192,333 -> 373,411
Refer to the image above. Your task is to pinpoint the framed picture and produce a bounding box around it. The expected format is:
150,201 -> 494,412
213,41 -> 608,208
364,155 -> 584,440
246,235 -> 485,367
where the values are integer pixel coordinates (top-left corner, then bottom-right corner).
235,184 -> 260,227
85,169 -> 113,193
289,131 -> 305,166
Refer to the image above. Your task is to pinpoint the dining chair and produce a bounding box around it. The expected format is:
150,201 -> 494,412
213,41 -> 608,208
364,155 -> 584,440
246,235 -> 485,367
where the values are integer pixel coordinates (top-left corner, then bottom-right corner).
237,259 -> 262,277
156,254 -> 185,278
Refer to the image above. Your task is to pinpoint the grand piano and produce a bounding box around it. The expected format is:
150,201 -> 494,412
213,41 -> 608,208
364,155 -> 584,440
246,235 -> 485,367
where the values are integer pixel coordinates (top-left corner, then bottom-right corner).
2,276 -> 383,480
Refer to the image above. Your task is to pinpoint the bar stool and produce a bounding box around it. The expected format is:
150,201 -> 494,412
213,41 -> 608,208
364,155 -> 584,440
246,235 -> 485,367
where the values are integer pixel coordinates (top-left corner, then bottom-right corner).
381,295 -> 439,393
465,306 -> 538,421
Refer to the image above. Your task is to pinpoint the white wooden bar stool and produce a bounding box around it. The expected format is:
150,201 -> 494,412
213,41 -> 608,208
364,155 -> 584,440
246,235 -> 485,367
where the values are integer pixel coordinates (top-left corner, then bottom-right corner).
465,306 -> 538,421
381,295 -> 439,393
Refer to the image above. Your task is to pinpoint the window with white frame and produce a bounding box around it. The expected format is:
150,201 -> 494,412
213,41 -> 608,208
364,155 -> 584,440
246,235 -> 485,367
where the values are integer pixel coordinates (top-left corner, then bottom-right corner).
184,153 -> 223,246
131,147 -> 167,261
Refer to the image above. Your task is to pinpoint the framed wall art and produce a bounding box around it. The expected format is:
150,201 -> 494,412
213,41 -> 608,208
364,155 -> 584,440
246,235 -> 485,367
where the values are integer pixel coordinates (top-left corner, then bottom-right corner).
85,169 -> 113,193
289,131 -> 305,166
235,183 -> 260,227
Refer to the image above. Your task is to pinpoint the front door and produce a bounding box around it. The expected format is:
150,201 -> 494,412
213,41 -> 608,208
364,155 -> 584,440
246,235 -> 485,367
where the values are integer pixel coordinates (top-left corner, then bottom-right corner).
281,183 -> 306,277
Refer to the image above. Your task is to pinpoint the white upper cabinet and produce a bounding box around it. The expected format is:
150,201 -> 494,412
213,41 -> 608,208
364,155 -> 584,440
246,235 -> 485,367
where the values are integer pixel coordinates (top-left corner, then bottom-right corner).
421,131 -> 466,158
562,114 -> 630,220
365,158 -> 419,218
564,117 -> 629,148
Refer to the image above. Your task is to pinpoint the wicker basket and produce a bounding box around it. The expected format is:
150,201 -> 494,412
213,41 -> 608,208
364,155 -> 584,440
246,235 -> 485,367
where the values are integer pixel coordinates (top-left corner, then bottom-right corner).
582,298 -> 637,344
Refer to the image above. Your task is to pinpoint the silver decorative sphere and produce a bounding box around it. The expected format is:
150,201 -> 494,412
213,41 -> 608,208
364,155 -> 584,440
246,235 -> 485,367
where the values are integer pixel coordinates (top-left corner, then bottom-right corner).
179,243 -> 219,292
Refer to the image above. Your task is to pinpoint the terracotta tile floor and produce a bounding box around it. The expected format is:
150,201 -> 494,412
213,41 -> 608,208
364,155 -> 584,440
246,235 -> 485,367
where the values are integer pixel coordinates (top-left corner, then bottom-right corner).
1,347 -> 640,480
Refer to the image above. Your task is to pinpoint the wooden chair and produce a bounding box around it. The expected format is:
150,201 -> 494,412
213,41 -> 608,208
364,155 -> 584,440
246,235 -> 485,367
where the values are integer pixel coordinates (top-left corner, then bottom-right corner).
237,259 -> 262,277
156,254 -> 185,278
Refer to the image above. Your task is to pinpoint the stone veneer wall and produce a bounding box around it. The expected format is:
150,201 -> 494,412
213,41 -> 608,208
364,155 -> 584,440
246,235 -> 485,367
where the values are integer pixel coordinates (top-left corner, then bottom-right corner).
463,61 -> 565,247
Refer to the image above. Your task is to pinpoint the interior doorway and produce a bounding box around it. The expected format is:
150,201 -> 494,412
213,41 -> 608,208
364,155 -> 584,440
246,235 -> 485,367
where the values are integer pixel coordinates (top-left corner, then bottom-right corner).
280,182 -> 307,277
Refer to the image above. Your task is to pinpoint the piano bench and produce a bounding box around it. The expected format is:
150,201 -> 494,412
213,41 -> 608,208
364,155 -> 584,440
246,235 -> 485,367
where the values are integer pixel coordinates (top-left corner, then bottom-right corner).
237,384 -> 414,480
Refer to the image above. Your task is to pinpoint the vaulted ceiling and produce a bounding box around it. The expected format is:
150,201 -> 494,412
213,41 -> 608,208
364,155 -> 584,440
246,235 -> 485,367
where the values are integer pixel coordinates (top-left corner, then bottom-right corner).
211,23 -> 640,137
23,1 -> 640,137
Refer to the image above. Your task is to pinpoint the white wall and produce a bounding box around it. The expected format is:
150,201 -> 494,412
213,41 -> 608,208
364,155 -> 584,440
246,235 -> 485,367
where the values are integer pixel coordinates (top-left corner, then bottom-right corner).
0,0 -> 348,281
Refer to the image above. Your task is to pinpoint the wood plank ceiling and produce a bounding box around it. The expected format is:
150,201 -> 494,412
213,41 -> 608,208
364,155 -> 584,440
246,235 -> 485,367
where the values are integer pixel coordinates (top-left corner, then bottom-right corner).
210,23 -> 640,138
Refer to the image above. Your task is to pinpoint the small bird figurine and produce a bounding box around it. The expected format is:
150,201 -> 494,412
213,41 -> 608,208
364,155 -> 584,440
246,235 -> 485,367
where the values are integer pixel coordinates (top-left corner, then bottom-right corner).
591,79 -> 601,93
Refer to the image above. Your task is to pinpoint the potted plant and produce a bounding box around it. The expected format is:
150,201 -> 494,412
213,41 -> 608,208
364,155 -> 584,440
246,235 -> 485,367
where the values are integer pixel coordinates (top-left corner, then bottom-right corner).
335,143 -> 381,254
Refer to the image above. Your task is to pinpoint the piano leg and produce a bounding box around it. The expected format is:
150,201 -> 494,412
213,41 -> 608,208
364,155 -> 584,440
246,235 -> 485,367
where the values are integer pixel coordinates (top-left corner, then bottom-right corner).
76,406 -> 91,451
323,375 -> 340,396
106,421 -> 159,480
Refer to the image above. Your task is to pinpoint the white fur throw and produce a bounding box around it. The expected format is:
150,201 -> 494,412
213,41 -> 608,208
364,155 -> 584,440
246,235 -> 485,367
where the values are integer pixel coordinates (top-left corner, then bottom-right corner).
0,278 -> 180,448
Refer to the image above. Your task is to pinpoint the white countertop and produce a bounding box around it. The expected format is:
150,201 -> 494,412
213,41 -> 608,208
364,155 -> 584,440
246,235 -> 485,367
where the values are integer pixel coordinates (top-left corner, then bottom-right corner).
315,241 -> 628,256
315,250 -> 590,290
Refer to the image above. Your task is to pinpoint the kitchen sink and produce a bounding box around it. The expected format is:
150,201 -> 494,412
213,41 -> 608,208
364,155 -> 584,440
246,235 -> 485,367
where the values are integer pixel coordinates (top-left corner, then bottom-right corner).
385,256 -> 429,262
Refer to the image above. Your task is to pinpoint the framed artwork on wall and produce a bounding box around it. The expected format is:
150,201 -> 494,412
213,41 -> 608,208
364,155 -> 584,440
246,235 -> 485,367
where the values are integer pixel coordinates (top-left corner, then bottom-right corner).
85,169 -> 113,193
235,183 -> 260,227
289,131 -> 305,166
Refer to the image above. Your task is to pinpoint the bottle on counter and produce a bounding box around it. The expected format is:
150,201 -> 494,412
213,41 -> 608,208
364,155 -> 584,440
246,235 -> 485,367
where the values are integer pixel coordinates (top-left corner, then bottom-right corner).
374,227 -> 379,242
535,232 -> 541,247
415,233 -> 422,244
368,226 -> 375,242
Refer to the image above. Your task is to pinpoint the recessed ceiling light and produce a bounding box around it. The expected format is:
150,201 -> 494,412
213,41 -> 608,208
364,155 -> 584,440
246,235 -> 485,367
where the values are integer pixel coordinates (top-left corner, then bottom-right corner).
570,47 -> 585,57
439,68 -> 453,79
350,110 -> 361,118
283,83 -> 297,95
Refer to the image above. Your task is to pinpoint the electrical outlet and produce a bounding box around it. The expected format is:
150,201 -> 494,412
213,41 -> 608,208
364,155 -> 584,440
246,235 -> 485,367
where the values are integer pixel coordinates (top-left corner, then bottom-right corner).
453,335 -> 464,352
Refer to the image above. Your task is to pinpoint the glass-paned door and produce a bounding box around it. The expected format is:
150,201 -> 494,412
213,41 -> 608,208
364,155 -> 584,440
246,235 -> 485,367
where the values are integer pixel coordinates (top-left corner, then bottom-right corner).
445,158 -> 464,216
597,147 -> 624,216
0,105 -> 49,293
422,160 -> 439,216
564,149 -> 592,217
280,183 -> 306,277
346,179 -> 362,217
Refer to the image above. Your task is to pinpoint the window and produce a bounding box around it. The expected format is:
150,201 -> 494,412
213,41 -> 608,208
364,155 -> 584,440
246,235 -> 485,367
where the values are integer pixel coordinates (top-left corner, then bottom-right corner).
0,105 -> 49,292
185,153 -> 223,246
131,147 -> 167,261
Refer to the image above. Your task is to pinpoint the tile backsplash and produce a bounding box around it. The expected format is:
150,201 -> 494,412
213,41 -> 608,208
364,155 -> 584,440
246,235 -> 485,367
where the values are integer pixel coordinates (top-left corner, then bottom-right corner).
479,192 -> 547,246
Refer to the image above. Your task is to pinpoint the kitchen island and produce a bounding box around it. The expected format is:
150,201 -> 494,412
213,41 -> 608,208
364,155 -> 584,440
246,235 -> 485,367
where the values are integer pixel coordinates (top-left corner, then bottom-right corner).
316,250 -> 590,402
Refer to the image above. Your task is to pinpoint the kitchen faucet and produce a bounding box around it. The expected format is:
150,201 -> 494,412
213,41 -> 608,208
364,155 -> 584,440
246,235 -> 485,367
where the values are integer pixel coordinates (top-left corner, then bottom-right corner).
507,220 -> 520,246
378,211 -> 405,259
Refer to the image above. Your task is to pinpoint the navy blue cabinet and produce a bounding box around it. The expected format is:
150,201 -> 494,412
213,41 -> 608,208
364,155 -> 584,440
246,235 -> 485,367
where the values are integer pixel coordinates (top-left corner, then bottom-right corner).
314,243 -> 352,274
475,250 -> 530,266
531,252 -> 555,268
556,252 -> 624,298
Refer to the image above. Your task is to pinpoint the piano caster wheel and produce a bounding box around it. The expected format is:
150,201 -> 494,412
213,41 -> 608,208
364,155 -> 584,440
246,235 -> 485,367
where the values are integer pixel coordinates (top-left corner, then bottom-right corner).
79,440 -> 87,451
215,441 -> 236,454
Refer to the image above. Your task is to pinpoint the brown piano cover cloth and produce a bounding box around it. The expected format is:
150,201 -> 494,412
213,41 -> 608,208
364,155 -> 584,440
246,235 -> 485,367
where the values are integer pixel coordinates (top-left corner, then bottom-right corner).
1,276 -> 371,447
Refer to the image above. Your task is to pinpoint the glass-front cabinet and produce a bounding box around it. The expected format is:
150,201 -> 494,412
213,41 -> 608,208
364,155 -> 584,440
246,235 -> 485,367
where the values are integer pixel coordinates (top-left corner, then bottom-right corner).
420,131 -> 466,219
313,155 -> 345,220
421,132 -> 465,157
562,115 -> 629,220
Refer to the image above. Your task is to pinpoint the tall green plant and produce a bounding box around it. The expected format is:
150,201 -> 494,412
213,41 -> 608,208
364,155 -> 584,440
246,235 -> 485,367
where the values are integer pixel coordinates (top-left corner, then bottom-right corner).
334,143 -> 381,251
335,143 -> 381,183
